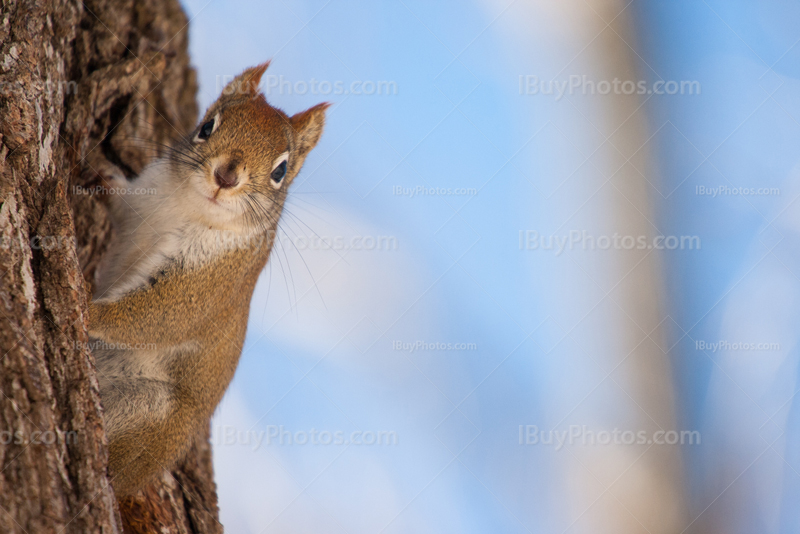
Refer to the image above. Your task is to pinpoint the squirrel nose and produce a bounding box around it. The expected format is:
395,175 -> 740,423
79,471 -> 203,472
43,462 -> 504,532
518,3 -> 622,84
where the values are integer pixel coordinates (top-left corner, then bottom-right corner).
214,163 -> 239,189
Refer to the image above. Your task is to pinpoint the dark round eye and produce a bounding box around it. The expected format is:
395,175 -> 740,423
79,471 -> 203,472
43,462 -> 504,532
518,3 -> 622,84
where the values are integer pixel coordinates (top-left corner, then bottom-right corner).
271,160 -> 287,184
198,119 -> 215,140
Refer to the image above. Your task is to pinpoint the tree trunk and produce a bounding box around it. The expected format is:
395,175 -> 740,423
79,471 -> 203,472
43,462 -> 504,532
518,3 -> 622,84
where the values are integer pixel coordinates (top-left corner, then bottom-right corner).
0,1 -> 221,532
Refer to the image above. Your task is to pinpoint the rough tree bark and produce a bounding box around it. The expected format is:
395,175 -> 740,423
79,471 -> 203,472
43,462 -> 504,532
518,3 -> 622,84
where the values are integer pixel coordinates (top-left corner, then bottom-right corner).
0,1 -> 222,532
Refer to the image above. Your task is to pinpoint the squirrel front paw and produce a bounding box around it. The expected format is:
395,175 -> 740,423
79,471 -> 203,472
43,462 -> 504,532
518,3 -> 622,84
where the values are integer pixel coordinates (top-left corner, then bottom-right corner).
79,163 -> 128,200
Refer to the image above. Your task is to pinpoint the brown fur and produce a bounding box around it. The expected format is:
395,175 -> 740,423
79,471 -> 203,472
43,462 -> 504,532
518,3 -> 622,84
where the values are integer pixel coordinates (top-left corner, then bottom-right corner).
89,63 -> 327,495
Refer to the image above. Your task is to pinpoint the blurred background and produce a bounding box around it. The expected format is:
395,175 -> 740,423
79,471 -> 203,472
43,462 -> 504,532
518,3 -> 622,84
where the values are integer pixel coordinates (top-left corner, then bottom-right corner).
179,0 -> 800,532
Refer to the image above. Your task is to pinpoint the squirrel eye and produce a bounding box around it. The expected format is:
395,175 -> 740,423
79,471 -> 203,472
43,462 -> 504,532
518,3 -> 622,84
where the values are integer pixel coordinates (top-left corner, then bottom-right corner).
270,160 -> 287,187
195,113 -> 220,142
198,120 -> 215,140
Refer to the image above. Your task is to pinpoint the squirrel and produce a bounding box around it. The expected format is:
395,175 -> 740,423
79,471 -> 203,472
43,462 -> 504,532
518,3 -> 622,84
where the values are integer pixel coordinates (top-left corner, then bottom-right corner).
88,62 -> 328,496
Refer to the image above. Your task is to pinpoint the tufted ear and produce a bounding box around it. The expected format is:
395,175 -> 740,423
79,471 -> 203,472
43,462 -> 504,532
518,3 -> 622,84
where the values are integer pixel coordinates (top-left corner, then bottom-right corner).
221,61 -> 271,98
289,102 -> 330,161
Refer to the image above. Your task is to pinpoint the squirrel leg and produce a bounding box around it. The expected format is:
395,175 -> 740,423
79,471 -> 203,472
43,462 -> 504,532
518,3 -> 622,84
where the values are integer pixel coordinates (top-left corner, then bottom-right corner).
95,363 -> 173,493
97,368 -> 197,496
93,342 -> 201,495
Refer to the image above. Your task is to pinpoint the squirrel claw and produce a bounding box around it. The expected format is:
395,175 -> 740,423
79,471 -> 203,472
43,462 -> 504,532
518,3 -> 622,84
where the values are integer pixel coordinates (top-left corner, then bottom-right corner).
80,164 -> 127,200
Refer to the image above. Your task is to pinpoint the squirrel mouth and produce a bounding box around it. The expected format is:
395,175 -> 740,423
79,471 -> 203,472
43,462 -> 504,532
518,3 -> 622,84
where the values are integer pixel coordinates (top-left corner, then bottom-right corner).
208,187 -> 224,205
206,194 -> 234,212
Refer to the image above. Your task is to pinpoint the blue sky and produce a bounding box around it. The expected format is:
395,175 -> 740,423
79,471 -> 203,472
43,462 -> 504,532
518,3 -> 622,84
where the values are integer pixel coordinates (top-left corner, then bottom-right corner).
180,1 -> 800,532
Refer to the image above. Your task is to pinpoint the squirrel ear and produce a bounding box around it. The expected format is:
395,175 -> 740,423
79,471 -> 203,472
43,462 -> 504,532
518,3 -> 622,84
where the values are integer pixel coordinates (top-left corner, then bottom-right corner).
290,102 -> 330,158
221,61 -> 271,98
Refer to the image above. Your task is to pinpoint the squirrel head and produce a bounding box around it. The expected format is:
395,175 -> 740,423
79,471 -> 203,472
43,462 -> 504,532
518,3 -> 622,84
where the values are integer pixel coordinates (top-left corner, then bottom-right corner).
169,62 -> 328,233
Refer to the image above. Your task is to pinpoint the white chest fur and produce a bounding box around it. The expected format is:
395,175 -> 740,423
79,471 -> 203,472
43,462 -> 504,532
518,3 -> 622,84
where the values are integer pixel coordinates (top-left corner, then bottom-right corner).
93,159 -> 257,302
